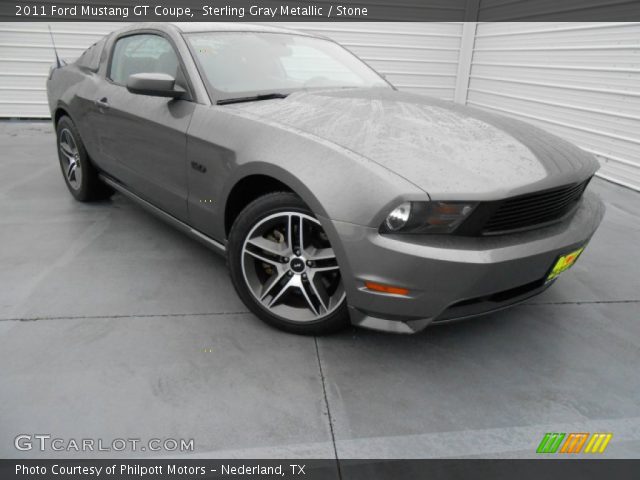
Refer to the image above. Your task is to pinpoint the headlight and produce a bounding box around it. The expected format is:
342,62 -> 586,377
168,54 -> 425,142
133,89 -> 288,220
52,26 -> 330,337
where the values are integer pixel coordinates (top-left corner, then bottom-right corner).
380,201 -> 477,234
383,202 -> 412,231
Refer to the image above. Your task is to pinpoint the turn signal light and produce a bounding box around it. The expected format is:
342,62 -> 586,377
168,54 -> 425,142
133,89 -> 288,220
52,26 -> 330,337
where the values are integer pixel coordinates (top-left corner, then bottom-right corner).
364,281 -> 409,296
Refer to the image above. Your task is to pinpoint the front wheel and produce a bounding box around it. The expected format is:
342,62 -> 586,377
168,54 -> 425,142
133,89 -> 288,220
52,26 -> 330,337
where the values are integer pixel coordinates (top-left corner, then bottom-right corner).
228,192 -> 349,335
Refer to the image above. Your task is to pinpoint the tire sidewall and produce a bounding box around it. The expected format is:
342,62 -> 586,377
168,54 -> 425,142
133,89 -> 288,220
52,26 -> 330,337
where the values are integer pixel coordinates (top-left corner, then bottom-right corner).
227,192 -> 349,335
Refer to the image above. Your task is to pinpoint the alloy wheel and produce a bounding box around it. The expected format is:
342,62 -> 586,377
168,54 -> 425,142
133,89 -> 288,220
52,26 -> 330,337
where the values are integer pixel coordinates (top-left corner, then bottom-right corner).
241,212 -> 345,323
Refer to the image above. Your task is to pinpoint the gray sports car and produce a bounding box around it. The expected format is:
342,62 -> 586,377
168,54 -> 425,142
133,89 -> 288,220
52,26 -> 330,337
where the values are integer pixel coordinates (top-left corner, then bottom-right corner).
46,22 -> 604,334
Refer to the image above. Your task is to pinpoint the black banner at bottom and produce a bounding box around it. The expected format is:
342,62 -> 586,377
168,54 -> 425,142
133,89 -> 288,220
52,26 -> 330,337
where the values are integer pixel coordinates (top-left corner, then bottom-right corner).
1,459 -> 638,480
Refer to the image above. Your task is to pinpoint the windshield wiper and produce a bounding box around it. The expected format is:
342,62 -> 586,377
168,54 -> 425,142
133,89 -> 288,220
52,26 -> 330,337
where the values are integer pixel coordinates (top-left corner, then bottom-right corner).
217,93 -> 289,105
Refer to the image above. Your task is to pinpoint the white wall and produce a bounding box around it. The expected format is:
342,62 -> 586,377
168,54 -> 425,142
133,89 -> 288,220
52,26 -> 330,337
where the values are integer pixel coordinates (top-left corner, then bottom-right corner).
274,22 -> 464,100
465,22 -> 640,190
0,21 -> 639,190
0,21 -> 465,114
0,22 -> 127,117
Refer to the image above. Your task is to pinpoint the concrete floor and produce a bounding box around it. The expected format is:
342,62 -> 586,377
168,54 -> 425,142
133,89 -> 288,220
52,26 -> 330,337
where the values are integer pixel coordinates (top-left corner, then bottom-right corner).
1,121 -> 639,460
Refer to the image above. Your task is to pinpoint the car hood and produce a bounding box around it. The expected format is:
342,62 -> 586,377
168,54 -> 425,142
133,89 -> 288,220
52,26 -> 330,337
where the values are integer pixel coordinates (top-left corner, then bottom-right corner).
226,88 -> 599,199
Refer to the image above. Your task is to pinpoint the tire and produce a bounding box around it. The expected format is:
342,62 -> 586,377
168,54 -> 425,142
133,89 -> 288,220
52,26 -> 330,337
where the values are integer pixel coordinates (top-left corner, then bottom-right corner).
56,115 -> 113,202
228,192 -> 350,335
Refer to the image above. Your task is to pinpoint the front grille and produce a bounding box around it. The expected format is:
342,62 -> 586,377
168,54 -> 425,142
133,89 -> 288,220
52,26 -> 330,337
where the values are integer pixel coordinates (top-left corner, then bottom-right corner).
482,178 -> 591,234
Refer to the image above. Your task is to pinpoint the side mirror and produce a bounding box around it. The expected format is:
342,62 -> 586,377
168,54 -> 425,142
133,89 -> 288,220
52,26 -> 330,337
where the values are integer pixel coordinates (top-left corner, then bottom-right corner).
126,73 -> 185,98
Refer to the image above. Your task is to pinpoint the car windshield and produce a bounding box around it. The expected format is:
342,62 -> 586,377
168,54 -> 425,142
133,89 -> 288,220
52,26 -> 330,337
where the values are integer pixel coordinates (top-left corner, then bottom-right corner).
185,31 -> 390,100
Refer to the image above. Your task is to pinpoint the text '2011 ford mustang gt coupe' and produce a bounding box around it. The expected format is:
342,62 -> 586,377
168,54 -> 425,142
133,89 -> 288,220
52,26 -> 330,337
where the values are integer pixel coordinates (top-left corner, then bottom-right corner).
47,22 -> 604,335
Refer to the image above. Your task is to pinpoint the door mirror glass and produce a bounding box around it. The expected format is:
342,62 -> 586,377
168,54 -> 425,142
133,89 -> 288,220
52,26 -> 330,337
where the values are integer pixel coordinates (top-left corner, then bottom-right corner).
126,73 -> 185,98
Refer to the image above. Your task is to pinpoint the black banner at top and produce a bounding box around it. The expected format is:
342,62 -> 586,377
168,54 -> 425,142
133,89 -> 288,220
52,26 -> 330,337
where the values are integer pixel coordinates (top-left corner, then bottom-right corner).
2,0 -> 640,22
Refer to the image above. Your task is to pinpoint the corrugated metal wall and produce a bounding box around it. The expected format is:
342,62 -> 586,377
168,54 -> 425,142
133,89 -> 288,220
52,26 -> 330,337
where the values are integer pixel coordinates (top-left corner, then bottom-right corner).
275,22 -> 464,100
466,22 -> 640,190
0,20 -> 639,189
0,22 -> 127,117
0,21 -> 464,116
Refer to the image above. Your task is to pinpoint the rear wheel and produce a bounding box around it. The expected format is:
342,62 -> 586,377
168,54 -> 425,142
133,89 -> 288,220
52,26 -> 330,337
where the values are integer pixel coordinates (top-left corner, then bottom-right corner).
56,116 -> 113,202
228,192 -> 349,335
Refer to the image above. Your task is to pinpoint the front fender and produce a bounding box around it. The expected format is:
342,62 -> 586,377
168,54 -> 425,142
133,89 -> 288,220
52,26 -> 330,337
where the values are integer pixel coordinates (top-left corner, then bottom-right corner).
220,162 -> 331,222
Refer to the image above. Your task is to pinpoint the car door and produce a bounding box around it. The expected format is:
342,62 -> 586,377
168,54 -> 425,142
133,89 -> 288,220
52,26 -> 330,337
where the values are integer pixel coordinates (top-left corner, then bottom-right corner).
95,32 -> 194,221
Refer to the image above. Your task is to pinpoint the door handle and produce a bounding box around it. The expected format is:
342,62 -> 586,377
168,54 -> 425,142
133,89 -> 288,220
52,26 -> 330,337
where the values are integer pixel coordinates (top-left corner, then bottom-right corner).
95,97 -> 109,110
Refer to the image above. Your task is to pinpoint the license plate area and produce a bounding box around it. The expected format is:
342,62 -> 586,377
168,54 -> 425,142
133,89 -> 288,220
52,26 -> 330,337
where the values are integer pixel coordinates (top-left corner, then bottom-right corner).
547,247 -> 585,281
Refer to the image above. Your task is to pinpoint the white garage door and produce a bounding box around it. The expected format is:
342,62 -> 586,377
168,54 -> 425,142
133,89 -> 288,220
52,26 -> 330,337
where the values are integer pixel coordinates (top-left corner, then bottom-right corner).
0,21 -> 464,118
0,22 -> 129,117
274,22 -> 464,100
467,22 -> 640,190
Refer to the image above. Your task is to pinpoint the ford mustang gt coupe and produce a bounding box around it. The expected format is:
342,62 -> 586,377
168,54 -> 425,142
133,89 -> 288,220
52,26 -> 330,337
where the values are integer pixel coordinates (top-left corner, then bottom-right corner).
47,23 -> 604,334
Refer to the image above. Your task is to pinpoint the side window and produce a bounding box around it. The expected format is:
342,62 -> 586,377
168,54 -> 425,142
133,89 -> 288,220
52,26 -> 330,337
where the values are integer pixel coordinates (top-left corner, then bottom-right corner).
109,34 -> 179,85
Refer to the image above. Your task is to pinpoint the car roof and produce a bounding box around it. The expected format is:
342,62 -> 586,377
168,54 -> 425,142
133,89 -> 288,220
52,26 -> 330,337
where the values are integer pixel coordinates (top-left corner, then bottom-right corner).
110,22 -> 321,38
172,22 -> 313,36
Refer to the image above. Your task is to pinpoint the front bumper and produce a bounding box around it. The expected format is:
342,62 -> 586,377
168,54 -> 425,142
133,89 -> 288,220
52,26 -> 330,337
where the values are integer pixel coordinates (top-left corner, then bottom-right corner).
324,191 -> 605,334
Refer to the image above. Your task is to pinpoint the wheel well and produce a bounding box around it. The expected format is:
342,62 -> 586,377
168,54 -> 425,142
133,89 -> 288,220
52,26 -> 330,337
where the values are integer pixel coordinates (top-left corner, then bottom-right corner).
225,175 -> 293,236
54,107 -> 69,126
